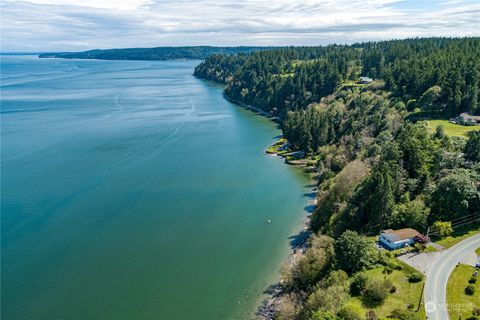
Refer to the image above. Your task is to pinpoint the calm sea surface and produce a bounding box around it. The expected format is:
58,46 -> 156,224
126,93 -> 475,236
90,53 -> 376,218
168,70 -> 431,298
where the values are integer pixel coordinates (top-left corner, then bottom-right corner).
1,56 -> 310,320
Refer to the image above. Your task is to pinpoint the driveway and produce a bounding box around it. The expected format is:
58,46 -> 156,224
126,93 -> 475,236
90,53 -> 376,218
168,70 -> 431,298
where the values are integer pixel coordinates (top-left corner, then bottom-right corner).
397,251 -> 442,274
424,232 -> 480,320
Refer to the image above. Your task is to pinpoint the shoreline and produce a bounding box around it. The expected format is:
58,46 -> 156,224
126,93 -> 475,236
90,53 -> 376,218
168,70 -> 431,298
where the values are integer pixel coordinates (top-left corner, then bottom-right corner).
221,89 -> 317,227
219,89 -> 318,319
222,93 -> 281,123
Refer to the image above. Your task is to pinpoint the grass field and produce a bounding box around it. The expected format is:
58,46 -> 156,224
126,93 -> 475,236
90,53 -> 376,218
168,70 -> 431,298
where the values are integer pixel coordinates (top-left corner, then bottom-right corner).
347,261 -> 426,319
435,222 -> 480,249
265,138 -> 287,154
476,247 -> 480,256
446,264 -> 480,320
424,120 -> 480,137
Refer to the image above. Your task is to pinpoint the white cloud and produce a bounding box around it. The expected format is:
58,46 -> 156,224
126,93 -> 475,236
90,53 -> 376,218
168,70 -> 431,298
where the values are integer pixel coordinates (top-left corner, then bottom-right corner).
1,0 -> 479,51
11,0 -> 152,10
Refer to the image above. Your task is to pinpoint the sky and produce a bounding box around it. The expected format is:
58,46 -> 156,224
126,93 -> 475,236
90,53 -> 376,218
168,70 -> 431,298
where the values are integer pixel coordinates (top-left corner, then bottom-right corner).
1,0 -> 479,52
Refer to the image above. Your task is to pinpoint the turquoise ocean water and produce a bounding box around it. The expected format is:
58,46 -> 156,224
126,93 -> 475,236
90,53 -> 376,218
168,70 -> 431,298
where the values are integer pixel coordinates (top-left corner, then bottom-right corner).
1,56 -> 310,319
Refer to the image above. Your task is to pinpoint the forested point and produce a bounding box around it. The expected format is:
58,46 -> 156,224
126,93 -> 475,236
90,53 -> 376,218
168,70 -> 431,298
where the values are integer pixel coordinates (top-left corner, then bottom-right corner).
194,38 -> 480,320
194,38 -> 480,118
38,46 -> 273,60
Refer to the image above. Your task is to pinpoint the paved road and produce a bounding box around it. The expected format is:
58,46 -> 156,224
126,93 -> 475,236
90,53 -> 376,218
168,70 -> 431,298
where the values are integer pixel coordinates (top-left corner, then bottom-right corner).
424,232 -> 480,320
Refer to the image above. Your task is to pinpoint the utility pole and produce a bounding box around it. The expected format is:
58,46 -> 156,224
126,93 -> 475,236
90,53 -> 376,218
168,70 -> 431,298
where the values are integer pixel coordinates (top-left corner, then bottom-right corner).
416,282 -> 425,312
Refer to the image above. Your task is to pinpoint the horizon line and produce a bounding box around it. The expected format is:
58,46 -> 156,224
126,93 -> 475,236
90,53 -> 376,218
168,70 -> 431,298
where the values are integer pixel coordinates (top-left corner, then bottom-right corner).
2,36 -> 479,54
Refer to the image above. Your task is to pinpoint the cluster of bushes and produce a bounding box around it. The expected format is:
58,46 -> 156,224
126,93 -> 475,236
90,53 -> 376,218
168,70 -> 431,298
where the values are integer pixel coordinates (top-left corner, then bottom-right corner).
407,273 -> 423,283
276,231 -> 422,319
464,265 -> 479,296
362,279 -> 391,307
465,271 -> 477,296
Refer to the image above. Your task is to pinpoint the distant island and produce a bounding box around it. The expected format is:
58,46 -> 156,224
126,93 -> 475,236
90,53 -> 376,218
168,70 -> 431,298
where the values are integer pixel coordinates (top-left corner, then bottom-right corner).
38,46 -> 273,61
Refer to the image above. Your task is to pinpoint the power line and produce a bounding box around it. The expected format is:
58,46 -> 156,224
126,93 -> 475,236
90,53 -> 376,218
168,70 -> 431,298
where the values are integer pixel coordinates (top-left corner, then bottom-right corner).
428,213 -> 479,231
433,212 -> 479,225
429,216 -> 480,236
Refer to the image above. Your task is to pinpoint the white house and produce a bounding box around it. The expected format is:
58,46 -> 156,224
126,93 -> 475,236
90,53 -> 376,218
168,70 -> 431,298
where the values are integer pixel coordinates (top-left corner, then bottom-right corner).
459,113 -> 480,126
358,76 -> 373,84
378,228 -> 421,250
450,113 -> 480,126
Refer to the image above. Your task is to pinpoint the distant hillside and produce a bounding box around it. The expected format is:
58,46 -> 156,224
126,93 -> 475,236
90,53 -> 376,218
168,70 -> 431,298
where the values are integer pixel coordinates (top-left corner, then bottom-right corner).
38,46 -> 273,61
195,37 -> 480,118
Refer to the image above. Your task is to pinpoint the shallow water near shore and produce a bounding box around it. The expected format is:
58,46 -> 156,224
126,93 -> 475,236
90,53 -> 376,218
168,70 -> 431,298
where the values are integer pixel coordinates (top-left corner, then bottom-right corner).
1,56 -> 311,320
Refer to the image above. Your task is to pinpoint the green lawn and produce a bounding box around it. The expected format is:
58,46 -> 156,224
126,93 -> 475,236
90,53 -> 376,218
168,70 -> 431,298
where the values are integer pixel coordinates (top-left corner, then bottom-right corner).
424,120 -> 480,138
476,247 -> 480,256
447,264 -> 480,320
291,58 -> 326,67
276,72 -> 294,78
347,261 -> 426,319
434,222 -> 480,249
339,81 -> 365,88
265,138 -> 287,154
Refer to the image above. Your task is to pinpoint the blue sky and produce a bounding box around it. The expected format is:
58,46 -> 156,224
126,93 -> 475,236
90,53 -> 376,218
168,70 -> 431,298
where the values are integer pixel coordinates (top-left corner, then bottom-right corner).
1,0 -> 479,52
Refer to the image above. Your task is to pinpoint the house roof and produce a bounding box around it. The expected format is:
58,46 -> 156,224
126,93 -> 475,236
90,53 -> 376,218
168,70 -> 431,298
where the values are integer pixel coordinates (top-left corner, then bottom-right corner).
460,113 -> 480,121
382,228 -> 420,242
359,76 -> 373,82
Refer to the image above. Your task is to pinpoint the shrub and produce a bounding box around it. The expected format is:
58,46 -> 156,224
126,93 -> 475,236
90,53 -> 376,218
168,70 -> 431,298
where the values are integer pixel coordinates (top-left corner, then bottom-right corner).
365,310 -> 377,320
383,266 -> 393,275
377,252 -> 390,266
287,235 -> 335,289
335,231 -> 375,274
473,307 -> 480,316
350,272 -> 369,296
432,221 -> 453,238
408,273 -> 422,283
323,270 -> 349,289
390,309 -> 418,320
306,284 -> 349,314
384,257 -> 398,267
435,125 -> 446,139
469,276 -> 477,284
274,294 -> 299,320
337,305 -> 362,320
406,99 -> 417,111
390,285 -> 397,293
465,130 -> 480,162
414,243 -> 426,252
362,279 -> 388,307
310,310 -> 339,320
465,284 -> 475,295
